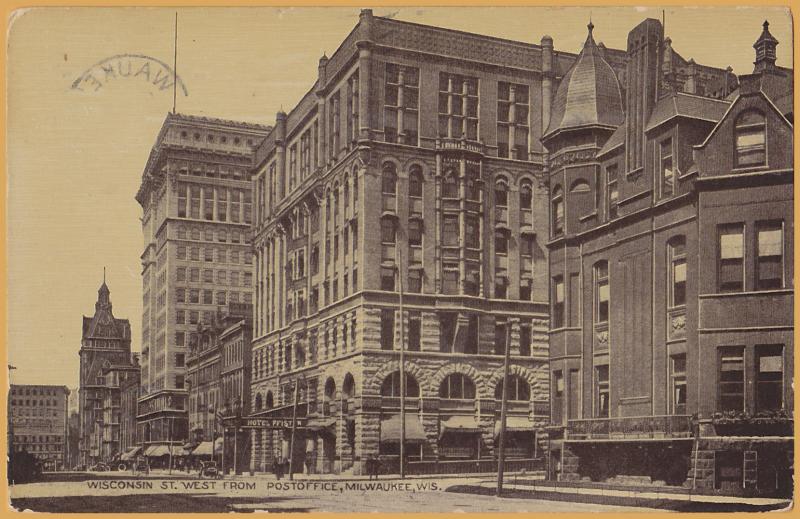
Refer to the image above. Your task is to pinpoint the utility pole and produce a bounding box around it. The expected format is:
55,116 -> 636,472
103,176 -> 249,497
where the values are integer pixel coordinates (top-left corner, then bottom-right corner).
288,379 -> 300,480
168,416 -> 174,475
496,321 -> 512,496
397,239 -> 406,479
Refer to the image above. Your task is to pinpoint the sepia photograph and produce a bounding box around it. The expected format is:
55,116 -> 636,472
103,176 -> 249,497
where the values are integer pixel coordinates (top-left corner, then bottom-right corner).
5,5 -> 794,513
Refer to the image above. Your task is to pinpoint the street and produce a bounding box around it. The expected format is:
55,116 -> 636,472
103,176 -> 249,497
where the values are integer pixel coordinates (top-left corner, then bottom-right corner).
9,474 -> 665,513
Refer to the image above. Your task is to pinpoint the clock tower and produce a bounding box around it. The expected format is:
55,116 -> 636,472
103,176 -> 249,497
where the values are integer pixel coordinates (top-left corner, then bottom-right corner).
78,277 -> 133,466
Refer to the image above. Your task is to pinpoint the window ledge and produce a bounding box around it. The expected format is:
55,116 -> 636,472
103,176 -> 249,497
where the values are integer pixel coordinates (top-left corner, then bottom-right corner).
578,211 -> 598,223
698,288 -> 792,299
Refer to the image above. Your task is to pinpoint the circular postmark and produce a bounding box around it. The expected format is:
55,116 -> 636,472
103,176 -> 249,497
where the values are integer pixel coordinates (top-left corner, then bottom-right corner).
71,53 -> 188,96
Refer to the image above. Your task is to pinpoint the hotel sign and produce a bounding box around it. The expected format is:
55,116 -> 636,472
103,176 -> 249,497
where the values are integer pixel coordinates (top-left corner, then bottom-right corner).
241,417 -> 307,429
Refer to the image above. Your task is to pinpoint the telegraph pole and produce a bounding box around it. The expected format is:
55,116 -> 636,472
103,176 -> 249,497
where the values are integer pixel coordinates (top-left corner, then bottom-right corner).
397,239 -> 406,479
496,322 -> 512,496
288,379 -> 300,480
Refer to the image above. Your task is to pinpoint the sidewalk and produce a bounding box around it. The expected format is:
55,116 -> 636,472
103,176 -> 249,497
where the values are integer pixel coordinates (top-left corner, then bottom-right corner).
461,479 -> 792,510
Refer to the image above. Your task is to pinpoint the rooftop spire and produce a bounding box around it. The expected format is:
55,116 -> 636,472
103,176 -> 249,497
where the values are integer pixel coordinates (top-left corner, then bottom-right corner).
753,19 -> 779,73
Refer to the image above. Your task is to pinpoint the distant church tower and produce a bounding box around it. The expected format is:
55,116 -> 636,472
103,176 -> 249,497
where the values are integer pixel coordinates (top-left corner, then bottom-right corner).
78,275 -> 132,466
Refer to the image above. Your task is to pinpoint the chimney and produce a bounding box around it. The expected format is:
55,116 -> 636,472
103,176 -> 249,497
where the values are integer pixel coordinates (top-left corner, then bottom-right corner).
624,18 -> 663,174
540,35 -> 554,136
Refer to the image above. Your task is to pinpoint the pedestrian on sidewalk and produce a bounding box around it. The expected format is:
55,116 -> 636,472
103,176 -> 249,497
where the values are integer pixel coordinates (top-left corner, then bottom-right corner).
273,458 -> 283,480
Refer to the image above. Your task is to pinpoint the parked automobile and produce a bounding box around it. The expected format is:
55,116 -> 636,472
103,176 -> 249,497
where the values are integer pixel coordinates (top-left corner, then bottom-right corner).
199,460 -> 220,479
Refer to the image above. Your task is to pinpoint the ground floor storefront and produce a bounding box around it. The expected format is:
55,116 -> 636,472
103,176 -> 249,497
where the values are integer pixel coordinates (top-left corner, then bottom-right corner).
543,425 -> 793,498
244,408 -> 545,476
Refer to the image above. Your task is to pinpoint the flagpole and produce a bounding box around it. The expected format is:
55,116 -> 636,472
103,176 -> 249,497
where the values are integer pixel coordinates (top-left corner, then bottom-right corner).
173,11 -> 178,114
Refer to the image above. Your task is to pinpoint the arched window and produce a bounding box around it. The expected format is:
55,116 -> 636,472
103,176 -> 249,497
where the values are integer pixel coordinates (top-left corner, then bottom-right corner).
409,165 -> 423,198
735,110 -> 766,167
668,236 -> 687,308
343,373 -> 356,399
552,186 -> 564,236
380,216 -> 396,244
333,182 -> 340,221
382,162 -> 397,194
324,378 -> 336,401
519,180 -> 533,210
343,175 -> 350,210
265,391 -> 274,410
570,179 -> 591,193
442,168 -> 459,198
380,372 -> 420,397
254,393 -> 263,411
495,178 -> 508,207
439,373 -> 476,399
495,375 -> 531,401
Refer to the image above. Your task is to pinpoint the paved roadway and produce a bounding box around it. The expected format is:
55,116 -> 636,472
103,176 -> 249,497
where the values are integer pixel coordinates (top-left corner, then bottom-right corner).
9,475 -> 664,513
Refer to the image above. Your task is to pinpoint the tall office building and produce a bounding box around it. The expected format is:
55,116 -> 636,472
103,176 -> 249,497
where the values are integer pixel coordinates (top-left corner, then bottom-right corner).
135,113 -> 269,452
248,10 -> 560,476
9,385 -> 70,471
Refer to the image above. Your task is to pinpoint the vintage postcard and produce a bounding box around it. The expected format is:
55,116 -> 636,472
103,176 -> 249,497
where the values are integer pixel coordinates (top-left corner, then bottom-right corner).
5,5 -> 794,513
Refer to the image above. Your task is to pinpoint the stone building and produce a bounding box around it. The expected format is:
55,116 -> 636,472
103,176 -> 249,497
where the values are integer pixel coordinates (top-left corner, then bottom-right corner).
544,19 -> 793,496
135,113 -> 269,452
79,279 -> 133,467
248,10 -> 564,476
118,356 -> 141,454
9,385 -> 70,471
185,301 -> 252,471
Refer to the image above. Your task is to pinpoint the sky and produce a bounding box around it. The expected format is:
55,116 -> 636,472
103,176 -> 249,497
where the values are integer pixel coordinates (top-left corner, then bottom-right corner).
6,6 -> 793,388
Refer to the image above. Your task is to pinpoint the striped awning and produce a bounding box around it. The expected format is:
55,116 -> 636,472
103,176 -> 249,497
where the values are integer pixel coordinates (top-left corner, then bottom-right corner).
191,441 -> 222,456
144,445 -> 170,457
120,446 -> 141,460
380,414 -> 427,443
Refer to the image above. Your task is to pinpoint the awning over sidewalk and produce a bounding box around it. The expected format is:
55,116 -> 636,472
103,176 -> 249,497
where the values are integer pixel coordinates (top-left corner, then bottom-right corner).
494,416 -> 535,437
380,414 -> 427,443
439,416 -> 482,439
306,418 -> 337,431
144,445 -> 170,457
120,446 -> 141,460
191,441 -> 222,456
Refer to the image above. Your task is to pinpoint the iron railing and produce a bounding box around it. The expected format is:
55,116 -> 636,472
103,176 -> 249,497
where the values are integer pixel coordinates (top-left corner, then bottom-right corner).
566,414 -> 692,440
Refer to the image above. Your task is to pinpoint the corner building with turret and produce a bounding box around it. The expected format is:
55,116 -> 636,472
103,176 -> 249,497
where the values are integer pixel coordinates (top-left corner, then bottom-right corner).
543,19 -> 792,496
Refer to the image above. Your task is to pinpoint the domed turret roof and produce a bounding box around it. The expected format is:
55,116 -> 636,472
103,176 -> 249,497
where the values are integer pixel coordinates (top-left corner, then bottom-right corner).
544,22 -> 624,140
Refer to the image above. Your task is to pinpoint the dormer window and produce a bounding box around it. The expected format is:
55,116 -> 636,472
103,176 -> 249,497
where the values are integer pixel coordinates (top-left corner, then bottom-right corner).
735,110 -> 766,168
